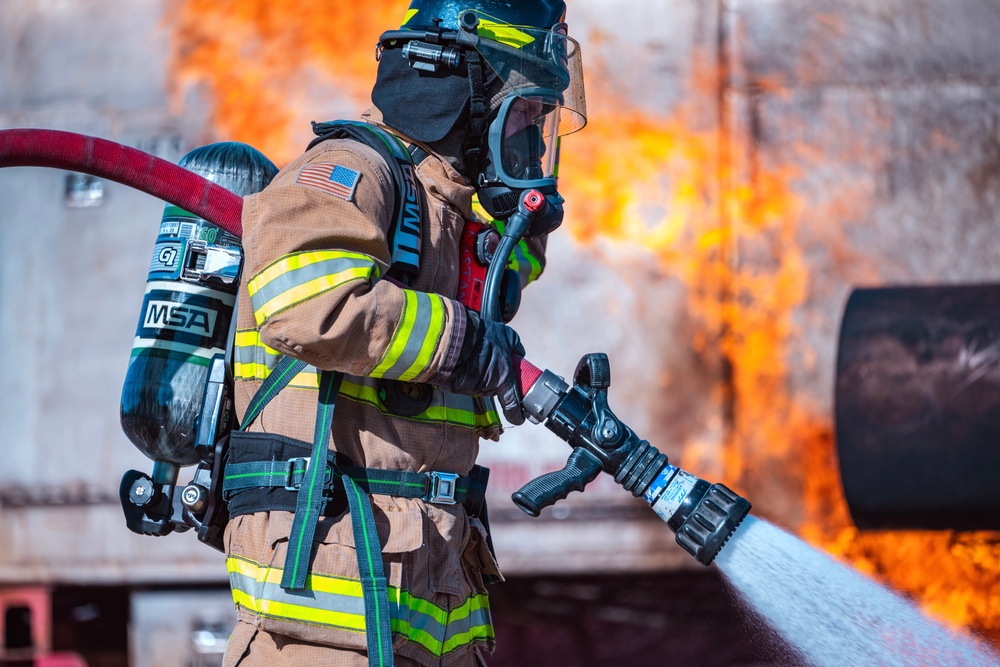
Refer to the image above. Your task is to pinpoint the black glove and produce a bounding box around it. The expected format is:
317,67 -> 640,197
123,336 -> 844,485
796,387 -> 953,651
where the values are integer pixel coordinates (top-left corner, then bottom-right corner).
441,310 -> 526,425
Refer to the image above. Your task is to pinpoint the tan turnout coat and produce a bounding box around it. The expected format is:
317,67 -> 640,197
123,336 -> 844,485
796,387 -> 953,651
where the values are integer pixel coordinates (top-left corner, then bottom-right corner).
223,112 -> 515,666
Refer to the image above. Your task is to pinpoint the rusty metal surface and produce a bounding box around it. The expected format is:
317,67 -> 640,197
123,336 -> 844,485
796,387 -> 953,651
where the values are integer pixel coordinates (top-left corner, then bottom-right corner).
835,285 -> 1000,530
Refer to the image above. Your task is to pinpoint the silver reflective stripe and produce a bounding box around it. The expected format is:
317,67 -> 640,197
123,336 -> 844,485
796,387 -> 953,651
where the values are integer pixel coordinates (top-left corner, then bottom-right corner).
384,291 -> 434,379
443,605 -> 493,645
233,335 -> 281,369
230,568 -> 368,618
340,375 -> 498,430
250,255 -> 374,316
228,540 -> 494,655
233,329 -> 320,388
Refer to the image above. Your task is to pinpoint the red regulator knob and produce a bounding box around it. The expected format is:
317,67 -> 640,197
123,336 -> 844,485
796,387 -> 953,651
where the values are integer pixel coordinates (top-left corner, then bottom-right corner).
521,189 -> 546,214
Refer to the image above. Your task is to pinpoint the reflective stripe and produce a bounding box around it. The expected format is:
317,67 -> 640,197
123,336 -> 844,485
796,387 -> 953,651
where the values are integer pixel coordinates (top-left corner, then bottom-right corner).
233,329 -> 319,389
248,251 -> 379,325
370,290 -> 446,382
476,18 -> 536,49
339,376 -> 499,431
400,10 -> 535,50
477,208 -> 544,287
509,239 -> 544,287
233,338 -> 500,431
228,555 -> 493,657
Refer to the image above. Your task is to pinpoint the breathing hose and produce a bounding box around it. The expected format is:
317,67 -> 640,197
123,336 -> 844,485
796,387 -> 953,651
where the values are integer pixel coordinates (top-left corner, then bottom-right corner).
480,189 -> 546,322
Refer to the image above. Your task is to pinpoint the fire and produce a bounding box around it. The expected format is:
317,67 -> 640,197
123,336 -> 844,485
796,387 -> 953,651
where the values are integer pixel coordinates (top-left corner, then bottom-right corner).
561,49 -> 1000,647
166,0 -> 390,164
166,0 -> 1000,649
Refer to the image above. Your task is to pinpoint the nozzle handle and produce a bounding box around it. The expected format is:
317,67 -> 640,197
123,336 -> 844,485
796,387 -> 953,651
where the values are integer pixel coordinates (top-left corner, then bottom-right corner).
512,448 -> 604,517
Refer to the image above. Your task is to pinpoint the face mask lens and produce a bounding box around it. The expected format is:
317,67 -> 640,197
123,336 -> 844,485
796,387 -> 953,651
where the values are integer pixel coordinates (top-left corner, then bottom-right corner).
500,97 -> 558,183
502,126 -> 544,180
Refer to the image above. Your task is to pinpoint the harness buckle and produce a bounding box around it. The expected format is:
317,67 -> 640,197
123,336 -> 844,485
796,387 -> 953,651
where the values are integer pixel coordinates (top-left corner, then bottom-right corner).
424,471 -> 460,505
285,457 -> 311,491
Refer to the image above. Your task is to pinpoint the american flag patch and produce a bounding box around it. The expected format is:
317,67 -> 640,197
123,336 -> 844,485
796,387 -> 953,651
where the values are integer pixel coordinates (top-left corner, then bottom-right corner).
295,163 -> 361,201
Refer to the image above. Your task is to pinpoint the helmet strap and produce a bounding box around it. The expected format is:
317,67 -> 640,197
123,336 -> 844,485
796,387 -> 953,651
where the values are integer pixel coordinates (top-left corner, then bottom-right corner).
463,49 -> 489,174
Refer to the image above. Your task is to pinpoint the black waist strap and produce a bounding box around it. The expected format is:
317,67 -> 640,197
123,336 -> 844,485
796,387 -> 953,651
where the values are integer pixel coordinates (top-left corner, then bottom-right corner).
223,431 -> 489,518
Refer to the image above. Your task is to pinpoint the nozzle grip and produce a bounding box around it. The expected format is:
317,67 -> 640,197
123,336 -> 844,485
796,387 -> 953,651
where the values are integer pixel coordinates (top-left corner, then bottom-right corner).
512,448 -> 604,517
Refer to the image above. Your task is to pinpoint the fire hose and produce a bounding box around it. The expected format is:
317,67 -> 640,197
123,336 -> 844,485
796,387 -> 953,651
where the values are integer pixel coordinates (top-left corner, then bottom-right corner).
0,129 -> 751,566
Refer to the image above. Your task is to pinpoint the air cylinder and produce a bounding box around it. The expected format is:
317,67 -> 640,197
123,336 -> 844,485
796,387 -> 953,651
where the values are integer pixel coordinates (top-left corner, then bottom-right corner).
120,142 -> 277,466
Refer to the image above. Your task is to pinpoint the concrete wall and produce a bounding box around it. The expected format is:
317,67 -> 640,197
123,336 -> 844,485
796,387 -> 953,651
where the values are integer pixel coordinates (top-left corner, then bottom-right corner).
0,0 -> 222,584
724,0 -> 1000,516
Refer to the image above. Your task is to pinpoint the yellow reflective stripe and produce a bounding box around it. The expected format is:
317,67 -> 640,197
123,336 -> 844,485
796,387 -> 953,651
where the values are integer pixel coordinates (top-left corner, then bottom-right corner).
248,250 -> 378,325
397,589 -> 447,625
476,17 -> 536,49
401,295 -> 444,381
231,338 -> 499,429
249,250 -> 376,295
372,290 -> 418,378
229,553 -> 364,596
370,291 -> 446,382
232,588 -> 367,632
509,240 -> 543,286
339,377 -> 498,430
234,329 -> 268,348
403,8 -> 534,50
472,397 -> 501,429
232,329 -> 319,389
228,556 -> 493,657
260,267 -> 370,321
444,625 -> 495,654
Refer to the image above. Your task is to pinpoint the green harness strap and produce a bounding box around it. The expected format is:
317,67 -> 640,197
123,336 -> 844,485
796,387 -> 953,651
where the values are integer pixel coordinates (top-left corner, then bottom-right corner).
343,472 -> 395,665
279,369 -> 343,590
238,357 -> 394,667
239,355 -> 308,430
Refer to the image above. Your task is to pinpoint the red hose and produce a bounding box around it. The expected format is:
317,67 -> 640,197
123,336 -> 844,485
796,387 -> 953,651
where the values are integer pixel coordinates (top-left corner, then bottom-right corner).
0,129 -> 243,237
0,128 -> 547,395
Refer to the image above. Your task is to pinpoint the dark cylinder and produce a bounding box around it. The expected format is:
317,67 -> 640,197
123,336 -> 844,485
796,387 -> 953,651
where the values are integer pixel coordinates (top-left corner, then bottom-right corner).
835,284 -> 1000,531
120,143 -> 277,466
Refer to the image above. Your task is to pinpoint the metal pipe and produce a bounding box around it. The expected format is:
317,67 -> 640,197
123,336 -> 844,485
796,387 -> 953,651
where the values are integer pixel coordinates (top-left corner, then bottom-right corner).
836,285 -> 1000,531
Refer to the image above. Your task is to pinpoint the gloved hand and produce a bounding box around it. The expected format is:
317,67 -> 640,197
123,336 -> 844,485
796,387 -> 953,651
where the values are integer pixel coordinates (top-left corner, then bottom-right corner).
439,310 -> 526,425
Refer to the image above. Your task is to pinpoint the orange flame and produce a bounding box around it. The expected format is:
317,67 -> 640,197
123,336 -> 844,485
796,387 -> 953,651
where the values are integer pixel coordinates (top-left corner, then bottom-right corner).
561,48 -> 1000,646
166,0 -> 390,163
167,0 -> 1000,648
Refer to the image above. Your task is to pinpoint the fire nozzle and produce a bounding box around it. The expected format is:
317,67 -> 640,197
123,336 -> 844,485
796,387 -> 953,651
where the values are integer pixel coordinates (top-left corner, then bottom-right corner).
512,353 -> 751,566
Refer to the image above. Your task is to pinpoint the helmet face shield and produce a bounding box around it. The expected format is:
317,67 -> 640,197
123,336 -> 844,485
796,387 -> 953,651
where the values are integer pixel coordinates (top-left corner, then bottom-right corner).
459,12 -> 587,135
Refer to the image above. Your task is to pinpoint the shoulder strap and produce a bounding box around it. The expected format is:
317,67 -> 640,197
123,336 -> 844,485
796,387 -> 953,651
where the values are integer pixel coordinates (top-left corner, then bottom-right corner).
309,120 -> 424,285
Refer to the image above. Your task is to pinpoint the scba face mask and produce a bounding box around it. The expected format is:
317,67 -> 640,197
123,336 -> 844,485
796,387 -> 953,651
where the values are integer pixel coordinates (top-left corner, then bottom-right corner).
476,90 -> 567,237
469,17 -> 586,237
495,92 -> 560,187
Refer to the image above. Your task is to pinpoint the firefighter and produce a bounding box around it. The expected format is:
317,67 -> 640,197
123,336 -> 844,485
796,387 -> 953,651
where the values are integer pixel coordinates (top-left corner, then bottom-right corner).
221,1 -> 586,664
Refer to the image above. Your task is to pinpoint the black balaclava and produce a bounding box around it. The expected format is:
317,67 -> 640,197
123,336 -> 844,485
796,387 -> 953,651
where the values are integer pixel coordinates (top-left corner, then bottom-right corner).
371,44 -> 501,178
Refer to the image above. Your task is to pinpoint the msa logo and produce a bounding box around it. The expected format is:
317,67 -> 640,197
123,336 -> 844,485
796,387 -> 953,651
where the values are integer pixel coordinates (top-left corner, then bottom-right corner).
392,164 -> 421,270
144,300 -> 217,336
